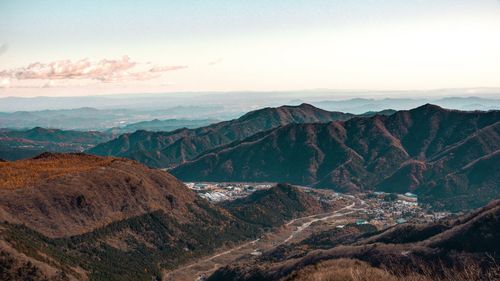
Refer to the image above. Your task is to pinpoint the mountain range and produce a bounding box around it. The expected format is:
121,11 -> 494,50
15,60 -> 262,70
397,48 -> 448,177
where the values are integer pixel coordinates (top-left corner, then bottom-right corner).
2,91 -> 499,112
89,104 -> 358,168
172,104 -> 500,211
311,96 -> 500,113
0,106 -> 227,131
106,118 -> 218,135
2,103 -> 497,212
0,127 -> 112,161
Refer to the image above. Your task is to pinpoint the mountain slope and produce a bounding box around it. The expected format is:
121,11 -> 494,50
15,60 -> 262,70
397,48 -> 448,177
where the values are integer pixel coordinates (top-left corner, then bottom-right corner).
88,104 -> 354,168
222,183 -> 329,227
208,200 -> 500,281
172,105 -> 500,209
0,153 -> 257,280
0,154 -> 329,281
420,150 -> 500,211
0,153 -> 197,237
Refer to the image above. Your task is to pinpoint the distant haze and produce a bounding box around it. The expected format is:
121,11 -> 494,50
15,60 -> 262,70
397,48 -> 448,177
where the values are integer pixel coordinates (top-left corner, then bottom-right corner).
1,91 -> 499,131
0,88 -> 499,111
1,1 -> 500,96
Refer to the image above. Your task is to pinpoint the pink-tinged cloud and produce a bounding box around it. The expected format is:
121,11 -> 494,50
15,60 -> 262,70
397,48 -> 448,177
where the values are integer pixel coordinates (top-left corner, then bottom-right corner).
149,65 -> 188,72
0,56 -> 187,83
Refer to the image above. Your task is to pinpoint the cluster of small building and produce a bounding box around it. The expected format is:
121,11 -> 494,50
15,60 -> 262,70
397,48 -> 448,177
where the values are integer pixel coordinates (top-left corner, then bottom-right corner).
185,182 -> 451,229
184,182 -> 273,202
358,191 -> 449,228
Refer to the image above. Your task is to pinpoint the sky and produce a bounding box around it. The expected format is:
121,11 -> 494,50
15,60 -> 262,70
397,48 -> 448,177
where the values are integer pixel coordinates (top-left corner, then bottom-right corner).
1,0 -> 500,97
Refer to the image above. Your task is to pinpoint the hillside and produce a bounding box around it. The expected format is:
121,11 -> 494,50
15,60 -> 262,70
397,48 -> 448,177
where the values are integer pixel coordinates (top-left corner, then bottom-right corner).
0,153 -> 254,280
0,127 -> 112,161
222,183 -> 329,227
0,154 -> 328,281
420,150 -> 500,211
0,153 -> 205,237
172,105 -> 500,210
208,200 -> 500,281
88,104 -> 354,168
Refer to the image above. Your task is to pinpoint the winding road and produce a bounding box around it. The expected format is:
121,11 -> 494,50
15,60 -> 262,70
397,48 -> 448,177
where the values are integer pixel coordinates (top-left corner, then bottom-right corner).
282,205 -> 355,243
164,198 -> 363,281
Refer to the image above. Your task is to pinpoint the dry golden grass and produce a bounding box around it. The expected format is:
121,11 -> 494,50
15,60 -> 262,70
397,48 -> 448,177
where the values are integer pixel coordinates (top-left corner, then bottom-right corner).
281,259 -> 398,281
0,153 -> 116,190
281,258 -> 500,281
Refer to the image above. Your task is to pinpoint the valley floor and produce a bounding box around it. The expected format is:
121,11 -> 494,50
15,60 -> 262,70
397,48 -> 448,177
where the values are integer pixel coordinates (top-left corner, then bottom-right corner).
163,193 -> 366,281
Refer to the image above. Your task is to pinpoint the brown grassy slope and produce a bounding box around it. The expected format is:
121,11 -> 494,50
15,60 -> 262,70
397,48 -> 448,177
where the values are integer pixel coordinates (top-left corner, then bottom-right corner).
280,258 -> 499,281
0,153 -> 273,280
281,259 -> 403,281
0,153 -> 197,237
0,152 -> 115,190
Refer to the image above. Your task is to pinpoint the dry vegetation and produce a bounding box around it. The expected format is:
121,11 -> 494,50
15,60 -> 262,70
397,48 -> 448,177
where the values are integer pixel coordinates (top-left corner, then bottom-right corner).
281,259 -> 397,281
0,153 -> 116,190
281,258 -> 500,281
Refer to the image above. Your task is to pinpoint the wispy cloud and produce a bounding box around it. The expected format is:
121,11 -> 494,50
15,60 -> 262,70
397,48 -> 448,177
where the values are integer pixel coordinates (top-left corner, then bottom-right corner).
208,58 -> 223,66
0,56 -> 188,85
149,65 -> 188,72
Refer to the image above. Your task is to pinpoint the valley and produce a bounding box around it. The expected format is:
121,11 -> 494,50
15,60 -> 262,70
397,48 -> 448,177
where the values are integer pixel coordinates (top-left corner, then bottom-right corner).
164,185 -> 446,281
164,195 -> 356,281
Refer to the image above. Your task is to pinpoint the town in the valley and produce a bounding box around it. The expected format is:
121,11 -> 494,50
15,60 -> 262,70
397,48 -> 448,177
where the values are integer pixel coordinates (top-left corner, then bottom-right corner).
185,182 -> 451,230
163,182 -> 454,281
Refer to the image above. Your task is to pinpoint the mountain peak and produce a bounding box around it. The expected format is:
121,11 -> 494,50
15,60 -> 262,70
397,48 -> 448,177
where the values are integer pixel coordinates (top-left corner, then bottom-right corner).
290,103 -> 316,108
278,103 -> 322,111
27,126 -> 60,134
413,103 -> 445,112
29,126 -> 49,131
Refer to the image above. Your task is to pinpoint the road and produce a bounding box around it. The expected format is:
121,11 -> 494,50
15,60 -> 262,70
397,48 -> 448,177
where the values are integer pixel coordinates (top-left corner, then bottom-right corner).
181,238 -> 261,271
282,204 -> 355,243
163,198 -> 363,281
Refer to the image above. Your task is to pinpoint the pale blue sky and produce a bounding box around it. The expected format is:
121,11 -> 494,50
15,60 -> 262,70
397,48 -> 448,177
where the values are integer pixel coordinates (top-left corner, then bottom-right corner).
1,0 -> 500,96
